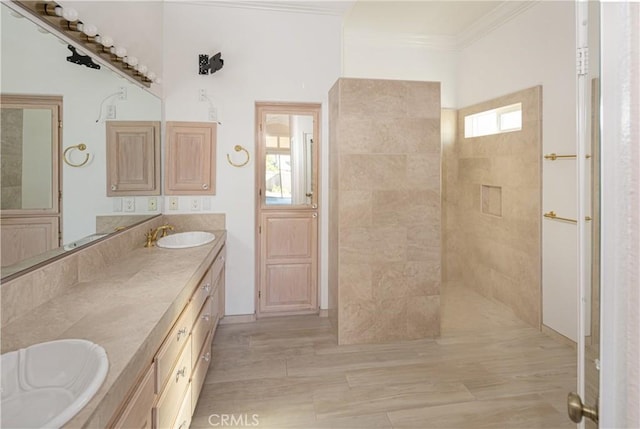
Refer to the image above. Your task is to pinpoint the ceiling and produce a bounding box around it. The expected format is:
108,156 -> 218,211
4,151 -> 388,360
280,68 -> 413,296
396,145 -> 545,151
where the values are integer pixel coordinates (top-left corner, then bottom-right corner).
217,1 -> 534,49
345,1 -> 505,37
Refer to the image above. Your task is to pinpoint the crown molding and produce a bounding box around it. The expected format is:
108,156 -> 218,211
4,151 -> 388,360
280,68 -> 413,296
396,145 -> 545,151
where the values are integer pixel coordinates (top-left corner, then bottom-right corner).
180,1 -> 355,16
345,0 -> 539,52
344,31 -> 458,51
456,1 -> 540,49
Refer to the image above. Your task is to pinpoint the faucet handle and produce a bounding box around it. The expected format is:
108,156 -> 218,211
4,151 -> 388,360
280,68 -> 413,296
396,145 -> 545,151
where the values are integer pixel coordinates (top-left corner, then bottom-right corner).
160,224 -> 174,237
144,229 -> 155,248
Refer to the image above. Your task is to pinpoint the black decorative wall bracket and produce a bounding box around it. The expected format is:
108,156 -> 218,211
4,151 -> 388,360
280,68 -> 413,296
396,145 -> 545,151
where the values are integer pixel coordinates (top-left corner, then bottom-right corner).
199,52 -> 223,75
66,45 -> 100,70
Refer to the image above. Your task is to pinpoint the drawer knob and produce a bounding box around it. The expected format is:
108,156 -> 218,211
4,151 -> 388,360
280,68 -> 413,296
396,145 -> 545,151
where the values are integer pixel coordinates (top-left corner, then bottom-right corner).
202,352 -> 211,363
202,314 -> 211,322
177,327 -> 188,341
175,366 -> 187,383
202,283 -> 211,293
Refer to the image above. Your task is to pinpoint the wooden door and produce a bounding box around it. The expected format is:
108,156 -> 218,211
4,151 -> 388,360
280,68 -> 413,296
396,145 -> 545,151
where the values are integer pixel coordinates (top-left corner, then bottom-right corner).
106,121 -> 160,196
260,212 -> 318,314
0,94 -> 62,268
255,102 -> 320,316
165,122 -> 216,195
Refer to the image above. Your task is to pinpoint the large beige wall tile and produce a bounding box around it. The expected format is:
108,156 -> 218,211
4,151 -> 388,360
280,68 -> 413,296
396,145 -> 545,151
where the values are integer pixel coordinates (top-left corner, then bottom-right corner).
443,86 -> 541,329
330,78 -> 441,345
406,295 -> 441,339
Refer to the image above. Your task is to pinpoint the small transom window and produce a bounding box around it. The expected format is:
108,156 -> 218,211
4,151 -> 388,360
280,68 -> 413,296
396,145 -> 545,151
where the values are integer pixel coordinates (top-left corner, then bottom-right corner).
464,103 -> 522,138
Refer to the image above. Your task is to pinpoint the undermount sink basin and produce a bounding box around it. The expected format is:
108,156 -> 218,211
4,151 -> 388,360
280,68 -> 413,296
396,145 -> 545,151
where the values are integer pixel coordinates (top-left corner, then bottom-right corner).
1,339 -> 109,429
156,231 -> 216,249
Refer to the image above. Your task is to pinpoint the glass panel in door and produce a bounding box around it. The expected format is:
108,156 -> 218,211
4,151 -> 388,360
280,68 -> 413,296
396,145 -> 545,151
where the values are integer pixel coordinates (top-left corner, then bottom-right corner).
263,113 -> 314,207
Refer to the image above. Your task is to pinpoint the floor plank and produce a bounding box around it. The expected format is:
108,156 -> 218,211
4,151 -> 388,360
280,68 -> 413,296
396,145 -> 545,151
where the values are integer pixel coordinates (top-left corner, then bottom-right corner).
192,284 -> 576,428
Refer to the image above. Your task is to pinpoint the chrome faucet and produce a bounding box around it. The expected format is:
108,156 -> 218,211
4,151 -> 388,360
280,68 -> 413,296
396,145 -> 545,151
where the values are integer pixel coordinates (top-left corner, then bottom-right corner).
144,224 -> 174,247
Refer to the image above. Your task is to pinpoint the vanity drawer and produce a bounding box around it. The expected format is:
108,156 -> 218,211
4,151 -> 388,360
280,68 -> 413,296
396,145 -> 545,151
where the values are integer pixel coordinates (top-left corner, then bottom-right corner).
112,364 -> 155,429
191,297 -> 212,370
173,384 -> 192,429
191,330 -> 214,415
210,246 -> 226,288
189,269 -> 212,326
154,337 -> 192,429
155,307 -> 191,393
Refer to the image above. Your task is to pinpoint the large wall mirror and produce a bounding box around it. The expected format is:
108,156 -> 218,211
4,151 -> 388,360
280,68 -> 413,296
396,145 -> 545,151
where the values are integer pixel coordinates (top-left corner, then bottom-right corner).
0,4 -> 162,280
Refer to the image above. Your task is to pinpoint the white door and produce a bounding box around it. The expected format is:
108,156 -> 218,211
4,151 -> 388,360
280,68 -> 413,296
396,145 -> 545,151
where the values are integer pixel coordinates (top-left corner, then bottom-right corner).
597,2 -> 640,427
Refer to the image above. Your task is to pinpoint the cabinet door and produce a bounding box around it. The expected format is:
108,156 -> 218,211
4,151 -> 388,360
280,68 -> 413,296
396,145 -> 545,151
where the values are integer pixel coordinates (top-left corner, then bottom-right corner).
165,122 -> 216,195
111,365 -> 155,429
0,216 -> 59,267
106,121 -> 160,196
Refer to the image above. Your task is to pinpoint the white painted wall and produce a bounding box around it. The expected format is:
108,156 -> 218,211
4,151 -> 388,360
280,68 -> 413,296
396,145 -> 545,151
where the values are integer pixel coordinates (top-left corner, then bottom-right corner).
1,8 -> 162,244
162,3 -> 341,315
343,34 -> 458,108
456,1 -> 578,341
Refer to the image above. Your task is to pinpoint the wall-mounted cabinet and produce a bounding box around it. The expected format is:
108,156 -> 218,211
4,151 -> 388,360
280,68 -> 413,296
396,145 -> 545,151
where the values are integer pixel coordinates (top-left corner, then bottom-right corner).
106,121 -> 161,196
165,122 -> 217,195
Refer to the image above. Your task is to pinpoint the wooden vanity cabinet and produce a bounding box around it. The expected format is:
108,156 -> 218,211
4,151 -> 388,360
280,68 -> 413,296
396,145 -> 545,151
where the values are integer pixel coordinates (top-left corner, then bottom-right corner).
110,244 -> 225,429
153,245 -> 225,428
164,122 -> 217,196
112,365 -> 156,429
106,121 -> 161,196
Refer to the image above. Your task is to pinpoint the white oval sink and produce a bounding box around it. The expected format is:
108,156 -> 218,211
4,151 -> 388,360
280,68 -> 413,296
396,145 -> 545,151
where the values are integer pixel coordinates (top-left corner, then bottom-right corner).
156,231 -> 216,249
1,339 -> 108,429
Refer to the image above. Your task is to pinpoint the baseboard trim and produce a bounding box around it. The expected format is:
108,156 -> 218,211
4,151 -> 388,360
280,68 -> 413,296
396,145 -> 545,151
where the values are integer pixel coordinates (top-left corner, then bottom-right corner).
541,324 -> 577,349
219,314 -> 257,325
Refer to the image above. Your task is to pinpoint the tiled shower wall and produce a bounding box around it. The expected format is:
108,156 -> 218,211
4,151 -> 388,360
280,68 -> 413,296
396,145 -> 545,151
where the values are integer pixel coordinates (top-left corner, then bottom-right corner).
1,108 -> 23,209
443,86 -> 542,328
329,78 -> 442,345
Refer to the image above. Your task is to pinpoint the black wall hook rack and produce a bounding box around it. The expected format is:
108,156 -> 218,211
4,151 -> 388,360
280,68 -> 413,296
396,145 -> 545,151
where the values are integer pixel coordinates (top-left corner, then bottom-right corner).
66,45 -> 100,70
199,52 -> 223,75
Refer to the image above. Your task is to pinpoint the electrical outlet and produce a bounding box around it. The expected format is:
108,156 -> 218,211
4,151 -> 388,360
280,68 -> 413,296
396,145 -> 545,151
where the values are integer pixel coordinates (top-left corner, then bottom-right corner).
208,107 -> 217,122
198,89 -> 207,102
118,86 -> 127,100
106,105 -> 116,119
190,197 -> 200,211
168,197 -> 178,210
123,197 -> 135,212
147,196 -> 157,211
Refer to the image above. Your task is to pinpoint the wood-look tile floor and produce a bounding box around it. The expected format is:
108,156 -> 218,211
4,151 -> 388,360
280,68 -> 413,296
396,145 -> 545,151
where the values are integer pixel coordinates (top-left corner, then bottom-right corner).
192,285 -> 576,428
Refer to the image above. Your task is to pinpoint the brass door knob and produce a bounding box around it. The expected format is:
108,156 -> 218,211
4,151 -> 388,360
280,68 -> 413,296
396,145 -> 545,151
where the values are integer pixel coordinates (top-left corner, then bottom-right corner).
567,392 -> 598,424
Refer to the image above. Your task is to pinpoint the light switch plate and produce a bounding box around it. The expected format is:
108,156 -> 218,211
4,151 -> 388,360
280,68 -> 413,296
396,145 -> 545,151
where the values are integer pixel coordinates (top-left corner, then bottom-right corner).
168,197 -> 178,210
113,197 -> 122,212
202,197 -> 211,211
147,197 -> 157,211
